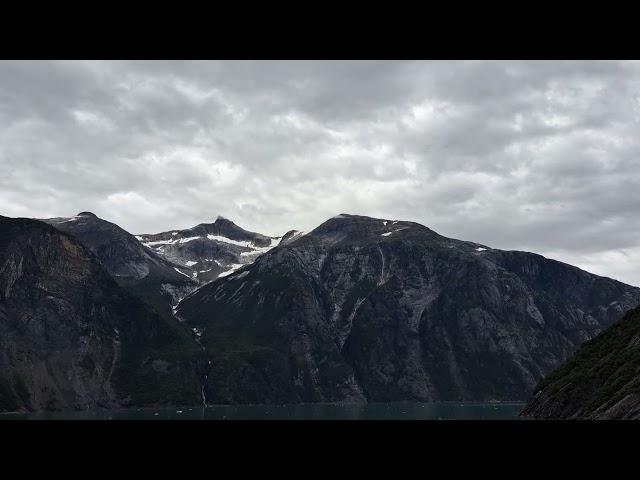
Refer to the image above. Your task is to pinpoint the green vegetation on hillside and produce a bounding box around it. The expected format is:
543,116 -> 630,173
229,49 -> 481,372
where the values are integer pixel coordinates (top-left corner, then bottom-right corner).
526,306 -> 640,418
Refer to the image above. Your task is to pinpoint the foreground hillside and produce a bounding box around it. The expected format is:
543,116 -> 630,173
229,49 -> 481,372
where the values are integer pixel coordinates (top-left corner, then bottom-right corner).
0,216 -> 203,412
521,306 -> 640,419
176,214 -> 640,404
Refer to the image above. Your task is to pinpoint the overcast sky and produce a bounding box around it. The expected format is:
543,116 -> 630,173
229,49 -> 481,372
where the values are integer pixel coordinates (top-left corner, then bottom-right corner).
2,60 -> 640,285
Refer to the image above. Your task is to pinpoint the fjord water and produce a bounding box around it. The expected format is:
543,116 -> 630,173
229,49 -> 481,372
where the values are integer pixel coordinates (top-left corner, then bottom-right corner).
1,402 -> 525,420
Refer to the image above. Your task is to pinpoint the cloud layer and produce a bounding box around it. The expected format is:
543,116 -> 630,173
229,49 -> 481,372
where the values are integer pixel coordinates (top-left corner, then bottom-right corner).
2,60 -> 640,285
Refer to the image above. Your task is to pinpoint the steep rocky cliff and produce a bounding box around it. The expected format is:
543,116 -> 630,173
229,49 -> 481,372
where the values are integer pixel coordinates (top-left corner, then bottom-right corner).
176,214 -> 640,404
42,212 -> 197,313
0,216 -> 203,412
521,305 -> 640,419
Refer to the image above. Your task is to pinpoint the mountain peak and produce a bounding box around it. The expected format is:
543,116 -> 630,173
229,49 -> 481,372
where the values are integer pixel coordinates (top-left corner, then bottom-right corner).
77,211 -> 98,218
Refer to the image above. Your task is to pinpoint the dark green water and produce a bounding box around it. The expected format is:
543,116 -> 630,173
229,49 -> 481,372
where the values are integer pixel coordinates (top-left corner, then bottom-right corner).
0,402 -> 525,420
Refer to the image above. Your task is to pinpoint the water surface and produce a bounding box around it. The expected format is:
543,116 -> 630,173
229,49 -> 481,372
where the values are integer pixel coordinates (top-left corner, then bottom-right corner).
1,402 -> 525,420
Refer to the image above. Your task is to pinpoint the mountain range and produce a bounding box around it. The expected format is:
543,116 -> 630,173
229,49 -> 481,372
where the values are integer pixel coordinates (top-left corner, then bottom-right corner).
2,211 -> 639,411
176,214 -> 640,403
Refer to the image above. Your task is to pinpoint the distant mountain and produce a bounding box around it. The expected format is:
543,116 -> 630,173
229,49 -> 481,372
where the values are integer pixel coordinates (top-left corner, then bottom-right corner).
136,216 -> 281,283
0,216 -> 203,412
521,305 -> 640,419
42,212 -> 197,313
176,214 -> 640,404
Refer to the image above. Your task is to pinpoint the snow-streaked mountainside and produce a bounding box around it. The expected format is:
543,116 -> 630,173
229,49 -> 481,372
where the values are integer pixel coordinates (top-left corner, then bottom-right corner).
11,210 -> 640,410
136,216 -> 283,283
176,213 -> 640,404
42,214 -> 285,314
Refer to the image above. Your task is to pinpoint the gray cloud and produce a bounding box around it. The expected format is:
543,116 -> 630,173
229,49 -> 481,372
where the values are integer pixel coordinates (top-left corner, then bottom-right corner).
2,60 -> 640,285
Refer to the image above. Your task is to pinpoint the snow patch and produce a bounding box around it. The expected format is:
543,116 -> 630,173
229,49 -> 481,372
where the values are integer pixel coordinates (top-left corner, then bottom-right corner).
382,226 -> 408,237
281,231 -> 306,244
206,234 -> 254,248
173,267 -> 192,278
144,236 -> 201,247
218,264 -> 244,277
475,247 -> 487,252
185,260 -> 198,267
240,242 -> 276,257
179,236 -> 200,244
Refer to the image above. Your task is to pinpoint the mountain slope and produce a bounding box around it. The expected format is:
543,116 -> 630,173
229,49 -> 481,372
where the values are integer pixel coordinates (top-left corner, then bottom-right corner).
520,305 -> 640,419
0,216 -> 203,412
137,216 -> 281,283
176,214 -> 640,404
42,212 -> 197,313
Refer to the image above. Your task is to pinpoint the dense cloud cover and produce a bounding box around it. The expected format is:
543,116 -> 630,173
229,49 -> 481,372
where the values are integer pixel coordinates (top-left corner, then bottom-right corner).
2,60 -> 640,285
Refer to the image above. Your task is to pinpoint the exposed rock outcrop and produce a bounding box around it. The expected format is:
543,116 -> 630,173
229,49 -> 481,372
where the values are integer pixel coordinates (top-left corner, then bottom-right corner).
0,216 -> 203,412
177,214 -> 640,404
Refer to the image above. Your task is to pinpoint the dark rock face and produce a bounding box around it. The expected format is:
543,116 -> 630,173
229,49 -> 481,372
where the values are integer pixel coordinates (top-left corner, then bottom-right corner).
137,216 -> 281,283
176,214 -> 640,404
0,216 -> 203,412
521,306 -> 640,419
42,212 -> 196,313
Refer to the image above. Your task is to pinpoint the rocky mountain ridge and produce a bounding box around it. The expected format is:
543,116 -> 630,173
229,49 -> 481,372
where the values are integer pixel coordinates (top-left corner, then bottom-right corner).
42,212 -> 197,313
136,216 -> 282,284
176,214 -> 640,404
0,216 -> 203,412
